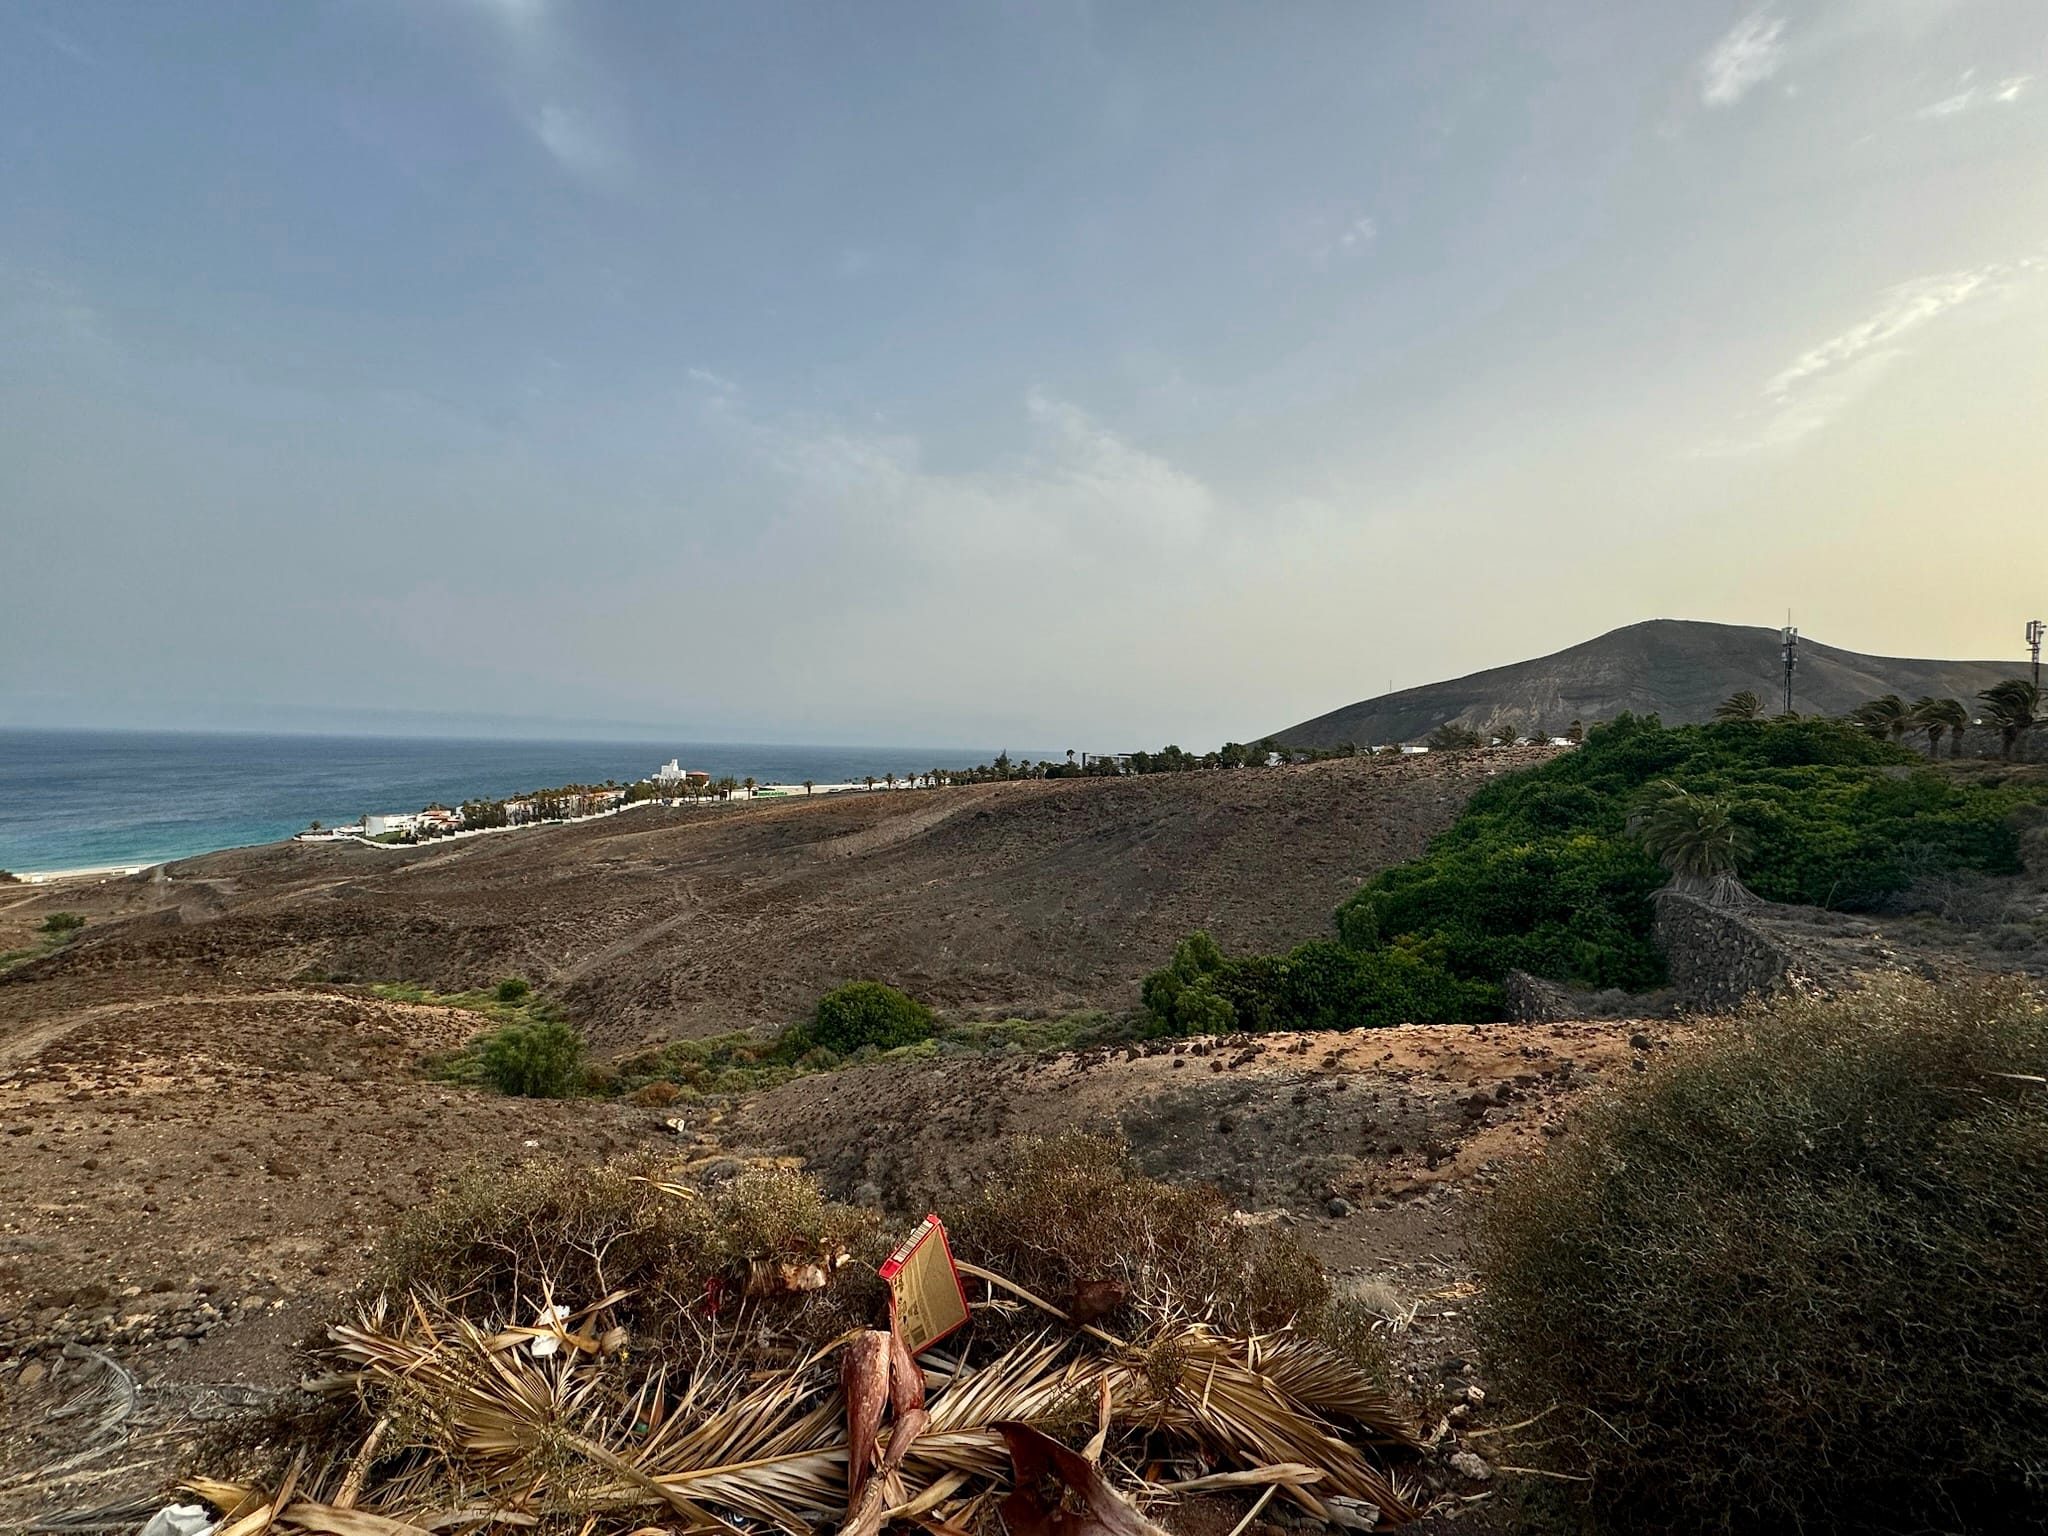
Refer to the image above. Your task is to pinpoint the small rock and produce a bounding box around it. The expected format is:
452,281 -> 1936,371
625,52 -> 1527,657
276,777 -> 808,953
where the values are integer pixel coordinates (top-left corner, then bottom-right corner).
17,1361 -> 47,1389
1447,1450 -> 1493,1482
1629,1032 -> 1652,1051
1326,1197 -> 1356,1218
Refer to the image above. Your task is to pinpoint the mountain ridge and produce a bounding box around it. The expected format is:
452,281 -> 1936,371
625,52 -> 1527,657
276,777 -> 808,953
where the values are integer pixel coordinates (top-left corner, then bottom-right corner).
1273,619 -> 2026,748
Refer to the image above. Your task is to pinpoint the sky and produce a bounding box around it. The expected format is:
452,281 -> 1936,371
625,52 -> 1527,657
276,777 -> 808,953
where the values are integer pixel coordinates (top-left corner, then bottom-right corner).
3,1 -> 2046,749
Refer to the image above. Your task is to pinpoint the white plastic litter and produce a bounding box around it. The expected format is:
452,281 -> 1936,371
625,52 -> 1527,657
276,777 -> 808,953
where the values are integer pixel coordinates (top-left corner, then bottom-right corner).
140,1504 -> 216,1536
528,1302 -> 572,1357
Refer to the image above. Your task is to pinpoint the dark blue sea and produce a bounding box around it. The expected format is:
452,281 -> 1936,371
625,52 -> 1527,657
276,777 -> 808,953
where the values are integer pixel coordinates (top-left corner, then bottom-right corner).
0,730 -> 1019,875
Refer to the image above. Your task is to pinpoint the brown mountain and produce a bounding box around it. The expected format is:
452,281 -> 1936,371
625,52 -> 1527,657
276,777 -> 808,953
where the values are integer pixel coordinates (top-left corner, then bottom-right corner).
1274,619 -> 2026,748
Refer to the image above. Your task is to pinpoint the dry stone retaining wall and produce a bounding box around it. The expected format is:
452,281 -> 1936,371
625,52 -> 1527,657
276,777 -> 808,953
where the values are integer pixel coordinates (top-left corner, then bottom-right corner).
1652,890 -> 1803,1012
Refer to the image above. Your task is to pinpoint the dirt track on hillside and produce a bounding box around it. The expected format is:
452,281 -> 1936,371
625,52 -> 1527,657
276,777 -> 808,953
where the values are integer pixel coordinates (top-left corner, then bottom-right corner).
3,752 -> 1550,1046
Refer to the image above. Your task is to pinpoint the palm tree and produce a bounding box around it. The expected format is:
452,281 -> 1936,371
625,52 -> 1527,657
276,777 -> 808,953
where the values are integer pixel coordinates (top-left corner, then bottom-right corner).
803,779 -> 814,796
864,775 -> 876,792
1715,690 -> 1763,721
885,771 -> 897,791
1977,679 -> 2040,760
742,775 -> 757,799
1627,779 -> 1750,906
1849,694 -> 1912,743
1908,696 -> 1969,758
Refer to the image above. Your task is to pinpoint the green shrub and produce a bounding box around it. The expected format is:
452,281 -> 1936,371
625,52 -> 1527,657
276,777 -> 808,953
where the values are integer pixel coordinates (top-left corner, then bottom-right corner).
39,911 -> 85,936
1334,714 -> 2043,991
1477,976 -> 2048,1535
1140,930 -> 1497,1035
475,1018 -> 586,1097
809,980 -> 934,1053
493,975 -> 532,1004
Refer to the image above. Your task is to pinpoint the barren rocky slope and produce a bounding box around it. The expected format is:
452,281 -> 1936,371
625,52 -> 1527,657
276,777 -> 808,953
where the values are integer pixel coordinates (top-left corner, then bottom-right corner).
1277,618 -> 2020,747
4,751 -> 1546,1046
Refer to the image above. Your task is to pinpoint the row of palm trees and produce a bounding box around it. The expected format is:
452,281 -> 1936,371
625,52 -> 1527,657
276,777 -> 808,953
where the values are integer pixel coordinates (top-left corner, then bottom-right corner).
1714,680 -> 2042,759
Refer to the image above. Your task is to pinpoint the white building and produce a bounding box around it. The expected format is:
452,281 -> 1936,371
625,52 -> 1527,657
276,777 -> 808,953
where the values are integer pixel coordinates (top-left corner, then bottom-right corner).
655,758 -> 686,782
363,813 -> 419,837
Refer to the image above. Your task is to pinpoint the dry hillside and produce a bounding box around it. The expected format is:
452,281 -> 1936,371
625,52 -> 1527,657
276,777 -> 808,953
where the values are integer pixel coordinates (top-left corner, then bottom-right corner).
3,751 -> 1546,1046
1277,617 -> 2022,747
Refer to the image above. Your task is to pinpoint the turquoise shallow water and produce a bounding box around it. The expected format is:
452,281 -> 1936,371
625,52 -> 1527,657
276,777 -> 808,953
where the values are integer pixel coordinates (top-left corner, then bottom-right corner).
0,730 -> 1013,873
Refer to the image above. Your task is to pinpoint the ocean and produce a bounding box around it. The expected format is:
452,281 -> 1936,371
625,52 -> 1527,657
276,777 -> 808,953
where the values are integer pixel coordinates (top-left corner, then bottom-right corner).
0,729 -> 1020,875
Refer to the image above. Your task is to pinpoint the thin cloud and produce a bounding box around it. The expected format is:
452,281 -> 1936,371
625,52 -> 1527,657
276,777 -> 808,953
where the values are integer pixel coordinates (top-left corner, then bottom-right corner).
1918,73 -> 2033,118
713,390 -> 1218,567
37,26 -> 95,65
457,0 -> 624,184
686,366 -> 741,404
1707,258 -> 2043,452
1700,12 -> 1786,107
467,0 -> 548,47
1310,211 -> 1378,269
532,102 -> 618,180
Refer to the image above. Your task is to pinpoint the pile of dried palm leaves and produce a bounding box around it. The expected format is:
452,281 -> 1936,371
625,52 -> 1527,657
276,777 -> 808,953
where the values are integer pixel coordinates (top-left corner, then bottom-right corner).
187,1180 -> 1422,1536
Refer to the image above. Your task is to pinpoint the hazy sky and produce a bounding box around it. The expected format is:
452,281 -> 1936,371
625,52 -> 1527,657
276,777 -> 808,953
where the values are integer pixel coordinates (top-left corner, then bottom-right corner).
3,1 -> 2045,748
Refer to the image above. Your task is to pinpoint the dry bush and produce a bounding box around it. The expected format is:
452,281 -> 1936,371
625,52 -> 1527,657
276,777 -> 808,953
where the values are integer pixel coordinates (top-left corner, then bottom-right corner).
203,1151 -> 1418,1532
1477,975 -> 2048,1536
369,1155 -> 884,1362
949,1133 -> 1388,1384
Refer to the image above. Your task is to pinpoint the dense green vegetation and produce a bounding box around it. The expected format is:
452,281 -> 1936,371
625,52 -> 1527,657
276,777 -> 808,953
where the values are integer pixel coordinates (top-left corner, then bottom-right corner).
800,979 -> 935,1054
1478,977 -> 2048,1535
1144,714 -> 2048,1033
1141,931 -> 1496,1035
380,979 -> 589,1099
0,911 -> 88,975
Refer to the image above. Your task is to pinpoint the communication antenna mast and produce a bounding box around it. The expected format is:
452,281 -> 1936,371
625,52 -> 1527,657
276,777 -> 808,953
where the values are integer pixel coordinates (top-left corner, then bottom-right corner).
1780,622 -> 1799,716
2029,619 -> 2043,689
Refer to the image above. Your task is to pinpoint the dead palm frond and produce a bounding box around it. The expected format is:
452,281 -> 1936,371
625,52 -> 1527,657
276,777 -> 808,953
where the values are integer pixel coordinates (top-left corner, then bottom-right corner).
197,1283 -> 1422,1536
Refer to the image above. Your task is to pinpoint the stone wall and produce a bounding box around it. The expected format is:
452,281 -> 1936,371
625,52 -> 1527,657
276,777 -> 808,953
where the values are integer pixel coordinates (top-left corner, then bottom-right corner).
1915,724 -> 2048,765
1503,969 -> 1580,1023
1652,890 -> 1802,1012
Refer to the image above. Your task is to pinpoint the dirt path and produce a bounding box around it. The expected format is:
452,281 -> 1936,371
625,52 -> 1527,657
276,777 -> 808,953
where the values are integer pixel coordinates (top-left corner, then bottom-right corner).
0,987 -> 374,1070
556,893 -> 701,985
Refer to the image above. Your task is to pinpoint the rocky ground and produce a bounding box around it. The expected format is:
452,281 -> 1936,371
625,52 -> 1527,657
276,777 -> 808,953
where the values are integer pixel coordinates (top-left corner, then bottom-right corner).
0,751 -> 1551,1047
0,976 -> 1663,1527
0,753 -> 1652,1531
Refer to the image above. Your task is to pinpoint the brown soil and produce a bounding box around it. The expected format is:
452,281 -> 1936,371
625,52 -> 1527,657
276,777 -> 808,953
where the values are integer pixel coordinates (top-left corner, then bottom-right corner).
0,750 -> 1617,1528
0,751 -> 1550,1047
